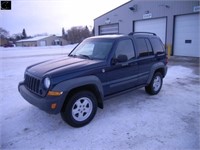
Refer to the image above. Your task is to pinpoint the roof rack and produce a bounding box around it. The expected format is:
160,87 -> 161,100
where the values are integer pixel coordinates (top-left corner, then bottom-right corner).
128,32 -> 157,36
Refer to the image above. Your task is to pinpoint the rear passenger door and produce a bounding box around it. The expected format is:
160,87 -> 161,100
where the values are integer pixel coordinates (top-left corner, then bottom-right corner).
133,37 -> 155,85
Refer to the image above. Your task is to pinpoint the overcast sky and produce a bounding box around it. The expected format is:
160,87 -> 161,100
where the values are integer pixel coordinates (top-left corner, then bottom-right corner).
0,0 -> 130,36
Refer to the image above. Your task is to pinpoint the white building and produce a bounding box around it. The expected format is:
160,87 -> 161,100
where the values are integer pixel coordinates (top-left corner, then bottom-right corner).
94,0 -> 200,57
16,35 -> 68,47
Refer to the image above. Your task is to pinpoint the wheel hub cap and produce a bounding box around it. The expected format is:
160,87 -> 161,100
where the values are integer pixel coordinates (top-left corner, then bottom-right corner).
153,76 -> 161,91
72,97 -> 93,122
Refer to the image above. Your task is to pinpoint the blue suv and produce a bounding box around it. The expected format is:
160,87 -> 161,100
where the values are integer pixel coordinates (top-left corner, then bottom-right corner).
18,32 -> 168,127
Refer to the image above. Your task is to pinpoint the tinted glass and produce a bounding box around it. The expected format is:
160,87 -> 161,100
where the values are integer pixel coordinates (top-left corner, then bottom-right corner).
70,39 -> 114,60
134,38 -> 149,57
150,38 -> 165,54
115,39 -> 135,60
145,39 -> 154,55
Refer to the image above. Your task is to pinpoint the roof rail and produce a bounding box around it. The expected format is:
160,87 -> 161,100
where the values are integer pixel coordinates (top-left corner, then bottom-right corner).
128,32 -> 157,36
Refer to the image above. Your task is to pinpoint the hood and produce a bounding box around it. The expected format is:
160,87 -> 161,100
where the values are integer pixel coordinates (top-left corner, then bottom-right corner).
26,56 -> 105,78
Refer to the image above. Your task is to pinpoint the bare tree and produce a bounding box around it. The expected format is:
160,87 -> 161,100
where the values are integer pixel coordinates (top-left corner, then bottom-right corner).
0,27 -> 9,39
12,33 -> 23,41
67,26 -> 91,44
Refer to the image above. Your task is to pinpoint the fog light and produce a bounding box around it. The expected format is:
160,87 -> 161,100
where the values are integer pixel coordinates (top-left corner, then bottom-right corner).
48,91 -> 63,96
51,103 -> 57,109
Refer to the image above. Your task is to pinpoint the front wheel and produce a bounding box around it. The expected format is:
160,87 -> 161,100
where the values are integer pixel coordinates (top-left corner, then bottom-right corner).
145,72 -> 163,95
61,91 -> 97,128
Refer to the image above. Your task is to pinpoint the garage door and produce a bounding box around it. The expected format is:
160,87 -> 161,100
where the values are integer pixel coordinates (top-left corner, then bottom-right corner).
39,41 -> 46,46
99,24 -> 119,35
174,14 -> 200,57
134,18 -> 166,44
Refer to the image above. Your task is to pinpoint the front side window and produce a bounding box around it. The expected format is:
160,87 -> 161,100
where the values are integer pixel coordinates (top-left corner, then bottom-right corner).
70,39 -> 114,60
115,39 -> 135,60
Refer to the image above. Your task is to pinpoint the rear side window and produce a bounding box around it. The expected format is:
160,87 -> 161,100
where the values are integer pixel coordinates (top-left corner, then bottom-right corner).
150,38 -> 165,54
145,39 -> 154,55
134,38 -> 153,57
115,39 -> 135,60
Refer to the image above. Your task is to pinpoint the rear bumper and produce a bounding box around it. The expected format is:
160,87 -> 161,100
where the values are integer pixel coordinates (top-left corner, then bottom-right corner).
18,82 -> 66,114
164,66 -> 168,77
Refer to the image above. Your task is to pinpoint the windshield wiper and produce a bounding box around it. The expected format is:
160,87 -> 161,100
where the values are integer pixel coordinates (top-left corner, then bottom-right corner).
78,54 -> 92,60
69,54 -> 77,57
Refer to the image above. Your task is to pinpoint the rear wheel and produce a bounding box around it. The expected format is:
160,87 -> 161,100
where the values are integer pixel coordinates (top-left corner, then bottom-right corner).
145,72 -> 163,95
61,91 -> 97,127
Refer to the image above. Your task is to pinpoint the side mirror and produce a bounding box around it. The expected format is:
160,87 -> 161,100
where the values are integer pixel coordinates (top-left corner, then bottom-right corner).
117,54 -> 128,63
111,54 -> 128,65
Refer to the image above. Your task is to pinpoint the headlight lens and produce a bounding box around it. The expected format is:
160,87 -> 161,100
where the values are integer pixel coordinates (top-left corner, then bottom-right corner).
44,77 -> 51,89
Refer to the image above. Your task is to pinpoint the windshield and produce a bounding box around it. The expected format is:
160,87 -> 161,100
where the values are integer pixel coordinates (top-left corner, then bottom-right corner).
69,39 -> 114,60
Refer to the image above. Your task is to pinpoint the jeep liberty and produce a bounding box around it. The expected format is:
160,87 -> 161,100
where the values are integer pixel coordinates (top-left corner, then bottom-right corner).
18,32 -> 168,127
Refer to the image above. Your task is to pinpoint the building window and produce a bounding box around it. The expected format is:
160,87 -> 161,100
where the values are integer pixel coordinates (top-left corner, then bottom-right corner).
54,39 -> 62,45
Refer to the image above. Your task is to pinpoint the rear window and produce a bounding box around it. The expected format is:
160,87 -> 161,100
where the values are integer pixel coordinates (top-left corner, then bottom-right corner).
150,38 -> 165,54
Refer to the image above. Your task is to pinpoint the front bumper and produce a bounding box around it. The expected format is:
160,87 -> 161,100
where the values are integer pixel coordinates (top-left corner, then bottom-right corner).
18,82 -> 66,114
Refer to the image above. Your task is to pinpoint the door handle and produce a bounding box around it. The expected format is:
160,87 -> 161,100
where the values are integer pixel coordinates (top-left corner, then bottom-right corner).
121,62 -> 129,67
129,62 -> 138,66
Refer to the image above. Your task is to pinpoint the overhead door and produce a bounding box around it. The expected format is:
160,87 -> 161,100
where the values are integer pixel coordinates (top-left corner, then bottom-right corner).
134,18 -> 166,44
99,24 -> 119,35
39,41 -> 46,46
174,14 -> 200,57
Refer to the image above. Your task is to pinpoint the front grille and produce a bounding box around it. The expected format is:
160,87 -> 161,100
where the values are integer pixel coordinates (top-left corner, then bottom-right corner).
25,74 -> 40,94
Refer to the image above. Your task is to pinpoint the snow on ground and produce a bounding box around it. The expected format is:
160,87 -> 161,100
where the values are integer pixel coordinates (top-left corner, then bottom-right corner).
0,44 -> 77,59
0,46 -> 199,150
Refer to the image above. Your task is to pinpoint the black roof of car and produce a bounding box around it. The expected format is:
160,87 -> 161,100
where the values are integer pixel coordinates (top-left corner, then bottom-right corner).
88,34 -> 125,40
88,32 -> 158,40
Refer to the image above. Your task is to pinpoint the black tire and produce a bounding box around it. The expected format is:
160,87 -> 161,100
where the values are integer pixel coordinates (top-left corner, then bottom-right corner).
61,91 -> 97,128
145,72 -> 163,95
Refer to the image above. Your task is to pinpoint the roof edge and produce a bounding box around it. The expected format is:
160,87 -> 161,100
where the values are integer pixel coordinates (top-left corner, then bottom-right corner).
16,35 -> 54,43
94,0 -> 132,20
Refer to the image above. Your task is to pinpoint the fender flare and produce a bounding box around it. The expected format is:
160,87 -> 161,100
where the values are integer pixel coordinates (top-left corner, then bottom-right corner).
52,75 -> 104,109
147,62 -> 167,84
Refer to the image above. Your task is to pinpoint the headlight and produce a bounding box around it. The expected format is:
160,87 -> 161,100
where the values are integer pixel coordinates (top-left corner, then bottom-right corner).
44,77 -> 51,89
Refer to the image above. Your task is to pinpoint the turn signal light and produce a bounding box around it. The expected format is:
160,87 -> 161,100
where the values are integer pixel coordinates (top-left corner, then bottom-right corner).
51,103 -> 57,109
47,91 -> 63,96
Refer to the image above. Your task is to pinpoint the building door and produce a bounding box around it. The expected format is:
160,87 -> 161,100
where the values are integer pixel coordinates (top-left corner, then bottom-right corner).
174,14 -> 200,57
134,18 -> 167,44
39,41 -> 46,46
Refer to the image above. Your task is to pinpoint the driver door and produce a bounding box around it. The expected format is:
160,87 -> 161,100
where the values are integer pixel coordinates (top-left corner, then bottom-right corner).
102,38 -> 139,96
